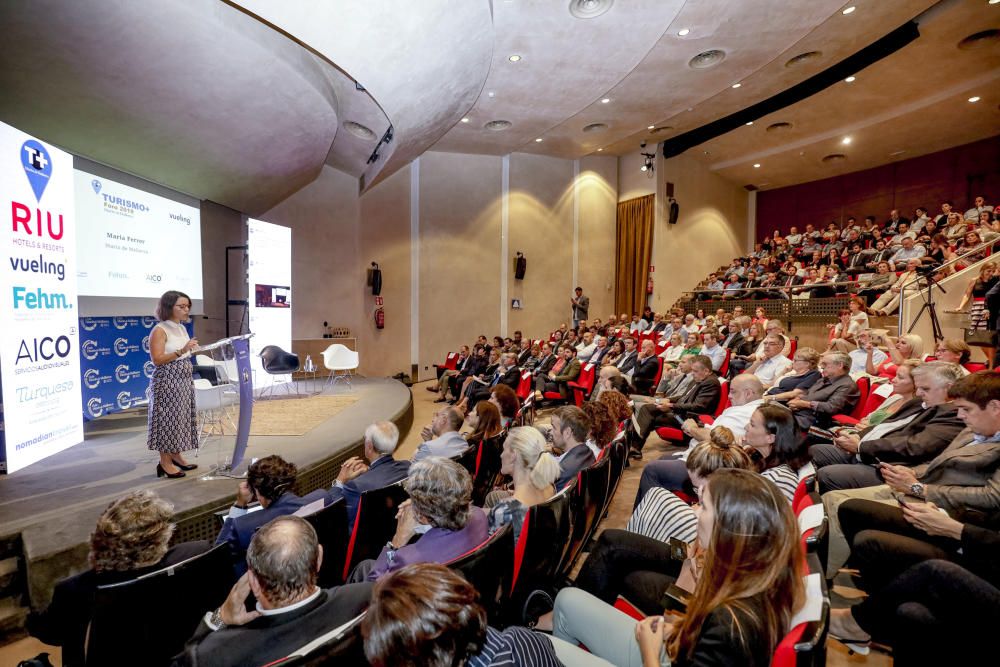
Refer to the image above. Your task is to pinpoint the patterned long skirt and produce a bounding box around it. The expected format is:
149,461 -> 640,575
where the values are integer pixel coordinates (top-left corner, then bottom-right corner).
147,359 -> 198,453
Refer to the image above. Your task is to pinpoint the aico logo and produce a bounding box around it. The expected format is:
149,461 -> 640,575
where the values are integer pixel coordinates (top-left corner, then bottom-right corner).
145,274 -> 162,283
82,339 -> 100,361
83,368 -> 103,389
143,360 -> 155,378
12,286 -> 72,309
87,397 -> 104,418
117,391 -> 133,410
16,335 -> 71,364
11,202 -> 64,239
113,337 -> 130,356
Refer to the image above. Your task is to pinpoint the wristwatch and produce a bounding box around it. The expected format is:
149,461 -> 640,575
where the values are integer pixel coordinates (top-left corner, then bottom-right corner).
910,482 -> 925,498
209,607 -> 226,631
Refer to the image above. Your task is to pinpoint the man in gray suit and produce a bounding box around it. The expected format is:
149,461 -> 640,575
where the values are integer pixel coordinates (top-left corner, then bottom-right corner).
571,286 -> 589,329
787,351 -> 859,430
412,407 -> 468,462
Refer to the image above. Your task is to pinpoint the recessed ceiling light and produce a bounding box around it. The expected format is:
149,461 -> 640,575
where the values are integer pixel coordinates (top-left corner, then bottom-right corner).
745,121 -> 754,126
460,117 -> 470,123
677,28 -> 690,36
968,96 -> 981,103
990,0 -> 1000,5
508,54 -> 521,62
845,76 -> 856,82
535,138 -> 543,142
647,125 -> 655,130
753,163 -> 761,168
842,136 -> 852,145
731,83 -> 742,89
487,91 -> 496,98
842,6 -> 856,14
597,148 -> 603,152
600,98 -> 611,104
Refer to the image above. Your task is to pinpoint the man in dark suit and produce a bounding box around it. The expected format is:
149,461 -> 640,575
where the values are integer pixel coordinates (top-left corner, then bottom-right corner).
810,362 -> 966,492
215,456 -> 328,576
447,345 -> 487,401
532,342 -> 558,377
175,516 -> 373,667
534,345 -> 581,399
469,352 -> 519,407
788,351 -> 859,430
614,336 -> 639,375
326,421 -> 411,534
778,265 -> 803,298
551,406 -> 596,489
588,335 -> 612,365
628,355 -> 721,457
631,339 -> 660,395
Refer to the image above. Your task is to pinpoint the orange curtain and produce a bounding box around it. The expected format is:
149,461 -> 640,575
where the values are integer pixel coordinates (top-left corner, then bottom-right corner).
615,194 -> 655,319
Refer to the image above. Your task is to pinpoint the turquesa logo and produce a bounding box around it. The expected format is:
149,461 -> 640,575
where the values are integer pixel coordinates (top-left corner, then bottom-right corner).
115,364 -> 140,384
114,337 -> 130,356
87,397 -> 105,418
82,339 -> 101,361
116,391 -> 133,410
143,360 -> 155,378
21,139 -> 52,202
91,179 -> 102,194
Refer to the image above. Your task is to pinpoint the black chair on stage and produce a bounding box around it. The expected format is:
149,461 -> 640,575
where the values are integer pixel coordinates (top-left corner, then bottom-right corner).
86,543 -> 234,667
260,345 -> 300,398
300,497 -> 349,588
267,613 -> 368,666
341,481 -> 409,582
446,523 -> 514,622
504,483 -> 574,627
560,455 -> 611,578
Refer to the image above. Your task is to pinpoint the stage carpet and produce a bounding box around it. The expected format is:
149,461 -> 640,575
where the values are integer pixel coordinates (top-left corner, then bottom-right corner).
220,395 -> 359,436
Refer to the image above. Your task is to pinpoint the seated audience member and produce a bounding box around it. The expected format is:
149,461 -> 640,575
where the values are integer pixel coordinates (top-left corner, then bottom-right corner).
519,342 -> 540,369
697,329 -> 726,373
487,427 -> 560,539
28,492 -> 209,667
588,334 -> 612,364
599,388 -> 632,426
766,346 -> 822,399
327,421 -> 411,533
869,258 -> 923,316
811,362 -> 966,493
216,456 -> 328,574
867,333 -> 923,378
357,457 -> 488,581
575,331 -> 597,361
822,371 -> 1000,577
628,427 -> 753,547
856,261 -> 897,305
704,273 -> 725,292
679,332 -> 702,359
174,517 -> 372,667
834,330 -> 887,375
844,243 -> 871,274
648,313 -> 668,336
546,469 -> 804,666
462,352 -> 519,410
889,236 -> 925,270
457,348 -> 501,401
627,356 -> 720,457
680,314 -> 701,338
659,332 -> 685,365
412,407 -> 469,462
489,384 -> 520,429
601,339 -> 625,367
634,374 -> 765,503
431,345 -> 470,399
845,359 -> 921,432
532,342 -> 558,377
465,400 -> 504,448
745,334 -> 792,388
448,345 -> 489,400
534,345 -> 581,400
363,563 -> 584,667
550,406 -> 596,489
631,339 -> 660,394
787,352 -> 859,430
965,195 -> 992,221
590,364 -> 622,402
582,401 -> 616,455
933,338 -> 972,374
653,355 -> 695,398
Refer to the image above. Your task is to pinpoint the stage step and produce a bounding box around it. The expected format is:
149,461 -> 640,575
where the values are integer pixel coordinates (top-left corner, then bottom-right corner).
0,535 -> 29,643
0,595 -> 29,644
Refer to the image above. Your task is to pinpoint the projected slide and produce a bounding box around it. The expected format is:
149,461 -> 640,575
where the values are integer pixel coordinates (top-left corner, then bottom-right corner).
74,170 -> 203,299
0,121 -> 84,473
247,219 -> 292,389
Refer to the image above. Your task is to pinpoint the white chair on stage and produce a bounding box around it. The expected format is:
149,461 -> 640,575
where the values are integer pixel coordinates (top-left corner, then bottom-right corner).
322,344 -> 359,390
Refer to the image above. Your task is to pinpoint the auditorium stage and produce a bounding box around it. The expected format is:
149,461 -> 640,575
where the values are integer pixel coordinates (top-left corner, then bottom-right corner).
0,377 -> 412,614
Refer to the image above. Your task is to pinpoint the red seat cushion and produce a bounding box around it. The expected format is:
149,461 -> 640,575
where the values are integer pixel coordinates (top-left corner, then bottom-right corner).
655,426 -> 685,442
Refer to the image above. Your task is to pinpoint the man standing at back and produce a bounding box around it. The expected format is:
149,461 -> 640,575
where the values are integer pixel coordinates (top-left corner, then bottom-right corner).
327,421 -> 411,533
571,286 -> 589,329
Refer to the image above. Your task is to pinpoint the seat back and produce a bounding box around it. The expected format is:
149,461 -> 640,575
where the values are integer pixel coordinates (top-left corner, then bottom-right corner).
446,524 -> 514,621
713,379 -> 730,417
719,349 -> 732,377
322,344 -> 359,371
261,345 -> 300,374
561,455 -> 611,577
847,376 -> 870,420
508,484 -> 574,621
88,543 -> 234,667
603,439 -> 628,519
570,363 -> 597,406
300,497 -> 349,588
515,369 -> 533,401
650,357 -> 665,395
454,439 -> 481,477
470,434 -> 505,507
342,481 -> 409,581
443,352 -> 459,370
265,613 -> 367,666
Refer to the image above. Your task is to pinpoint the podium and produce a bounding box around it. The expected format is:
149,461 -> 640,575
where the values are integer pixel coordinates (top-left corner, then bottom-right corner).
192,334 -> 255,479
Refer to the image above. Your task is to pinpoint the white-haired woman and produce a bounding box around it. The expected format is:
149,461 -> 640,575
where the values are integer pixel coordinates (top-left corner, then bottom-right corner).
487,427 -> 561,539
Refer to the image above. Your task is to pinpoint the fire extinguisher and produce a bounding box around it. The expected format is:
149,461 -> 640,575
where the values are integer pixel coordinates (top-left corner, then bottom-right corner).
375,306 -> 385,329
647,276 -> 654,294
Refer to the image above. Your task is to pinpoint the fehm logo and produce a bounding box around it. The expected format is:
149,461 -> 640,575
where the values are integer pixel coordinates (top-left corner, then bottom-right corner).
87,397 -> 104,418
21,139 -> 52,201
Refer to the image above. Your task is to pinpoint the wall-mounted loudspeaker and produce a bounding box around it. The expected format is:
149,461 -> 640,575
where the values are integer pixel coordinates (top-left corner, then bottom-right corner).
514,252 -> 526,280
668,199 -> 679,225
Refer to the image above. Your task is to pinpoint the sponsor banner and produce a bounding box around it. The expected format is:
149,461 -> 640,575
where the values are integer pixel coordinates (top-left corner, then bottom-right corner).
78,315 -> 193,421
0,121 -> 83,473
231,336 -> 253,469
247,219 -> 292,390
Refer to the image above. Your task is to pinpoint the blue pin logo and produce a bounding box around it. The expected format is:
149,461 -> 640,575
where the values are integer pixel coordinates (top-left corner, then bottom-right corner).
21,140 -> 52,202
91,178 -> 102,194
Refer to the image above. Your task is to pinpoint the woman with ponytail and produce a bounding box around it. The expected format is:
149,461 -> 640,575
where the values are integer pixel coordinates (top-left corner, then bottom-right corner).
487,427 -> 561,539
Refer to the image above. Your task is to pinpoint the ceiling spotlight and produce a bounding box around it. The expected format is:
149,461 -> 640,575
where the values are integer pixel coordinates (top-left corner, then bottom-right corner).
640,164 -> 648,172
597,148 -> 603,152
535,137 -> 543,142
990,0 -> 1000,5
487,91 -> 496,98
677,28 -> 690,36
731,83 -> 742,88
600,97 -> 611,104
845,76 -> 856,82
745,121 -> 754,126
842,6 -> 856,14
508,54 -> 522,62
647,125 -> 655,130
842,136 -> 852,145
640,145 -> 656,177
460,117 -> 470,123
968,96 -> 981,102
753,163 -> 761,168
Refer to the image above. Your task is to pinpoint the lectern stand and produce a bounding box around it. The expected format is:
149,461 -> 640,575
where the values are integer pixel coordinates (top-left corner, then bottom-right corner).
196,334 -> 256,480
